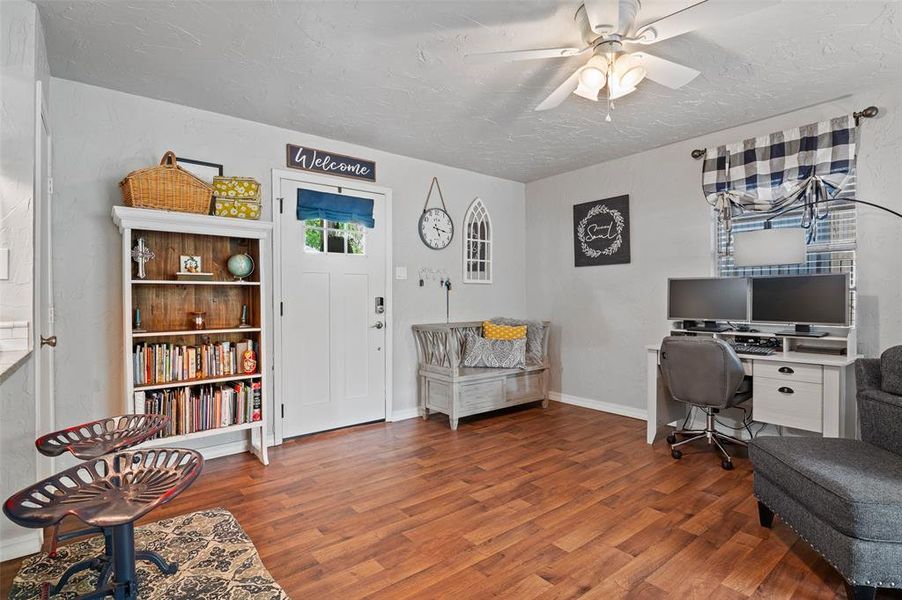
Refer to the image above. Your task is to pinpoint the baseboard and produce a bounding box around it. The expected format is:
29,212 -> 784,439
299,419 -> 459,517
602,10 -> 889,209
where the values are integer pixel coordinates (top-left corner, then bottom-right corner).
1,529 -> 42,561
549,391 -> 648,421
390,408 -> 420,422
188,435 -> 275,461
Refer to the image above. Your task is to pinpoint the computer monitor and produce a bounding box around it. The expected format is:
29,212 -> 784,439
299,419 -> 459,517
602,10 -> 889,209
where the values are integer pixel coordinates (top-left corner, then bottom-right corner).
667,278 -> 749,330
750,274 -> 850,336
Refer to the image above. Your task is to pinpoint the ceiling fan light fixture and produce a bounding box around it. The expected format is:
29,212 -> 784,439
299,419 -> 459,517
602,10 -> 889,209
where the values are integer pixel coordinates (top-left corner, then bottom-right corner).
614,54 -> 647,90
573,67 -> 605,102
573,60 -> 607,101
608,85 -> 637,100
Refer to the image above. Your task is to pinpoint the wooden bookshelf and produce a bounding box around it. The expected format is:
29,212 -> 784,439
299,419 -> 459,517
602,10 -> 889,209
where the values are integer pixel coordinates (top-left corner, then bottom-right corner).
112,206 -> 272,465
133,327 -> 262,338
134,373 -> 262,392
132,280 -> 261,286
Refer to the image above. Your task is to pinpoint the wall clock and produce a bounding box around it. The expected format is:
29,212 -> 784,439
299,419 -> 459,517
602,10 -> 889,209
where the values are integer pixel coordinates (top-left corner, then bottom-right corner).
419,177 -> 454,250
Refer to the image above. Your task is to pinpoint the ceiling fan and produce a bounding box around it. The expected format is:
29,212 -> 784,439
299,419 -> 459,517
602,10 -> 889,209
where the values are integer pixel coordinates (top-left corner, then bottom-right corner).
474,0 -> 775,117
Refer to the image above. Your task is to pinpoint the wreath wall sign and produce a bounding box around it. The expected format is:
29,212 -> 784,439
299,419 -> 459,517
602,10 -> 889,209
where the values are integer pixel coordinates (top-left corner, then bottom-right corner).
573,195 -> 631,266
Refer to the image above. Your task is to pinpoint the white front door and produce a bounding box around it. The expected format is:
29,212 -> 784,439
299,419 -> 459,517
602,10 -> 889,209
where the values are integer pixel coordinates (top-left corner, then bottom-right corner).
278,177 -> 386,438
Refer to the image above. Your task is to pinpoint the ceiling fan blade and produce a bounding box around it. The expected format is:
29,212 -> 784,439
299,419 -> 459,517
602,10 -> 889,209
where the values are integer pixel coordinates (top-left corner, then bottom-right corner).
468,46 -> 589,62
584,0 -> 619,35
535,68 -> 582,111
634,0 -> 779,44
633,52 -> 700,89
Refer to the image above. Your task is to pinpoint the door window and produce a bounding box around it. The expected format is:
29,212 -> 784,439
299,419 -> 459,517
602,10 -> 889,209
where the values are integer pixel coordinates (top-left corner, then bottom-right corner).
304,219 -> 366,255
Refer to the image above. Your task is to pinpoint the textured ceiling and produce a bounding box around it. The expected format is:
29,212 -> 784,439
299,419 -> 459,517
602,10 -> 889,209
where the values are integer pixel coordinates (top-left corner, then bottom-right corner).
35,1 -> 902,182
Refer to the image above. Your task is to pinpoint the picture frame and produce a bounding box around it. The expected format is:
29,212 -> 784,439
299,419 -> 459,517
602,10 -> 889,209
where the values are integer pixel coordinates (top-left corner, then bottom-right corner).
176,157 -> 223,184
179,255 -> 202,274
573,195 -> 631,267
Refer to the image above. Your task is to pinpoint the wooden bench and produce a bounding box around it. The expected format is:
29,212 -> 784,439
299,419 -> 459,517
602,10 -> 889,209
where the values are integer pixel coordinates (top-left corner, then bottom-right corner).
412,321 -> 550,429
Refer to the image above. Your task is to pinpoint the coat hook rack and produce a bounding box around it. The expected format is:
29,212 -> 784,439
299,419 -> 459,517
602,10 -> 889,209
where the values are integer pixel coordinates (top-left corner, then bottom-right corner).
690,106 -> 880,159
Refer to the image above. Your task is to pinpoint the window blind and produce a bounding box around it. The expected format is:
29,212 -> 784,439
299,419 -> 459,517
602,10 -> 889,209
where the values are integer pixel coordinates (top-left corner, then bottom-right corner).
715,171 -> 857,319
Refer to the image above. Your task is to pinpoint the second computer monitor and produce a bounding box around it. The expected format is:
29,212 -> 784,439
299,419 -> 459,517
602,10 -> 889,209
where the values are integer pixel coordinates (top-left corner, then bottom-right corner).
750,273 -> 850,326
667,277 -> 749,323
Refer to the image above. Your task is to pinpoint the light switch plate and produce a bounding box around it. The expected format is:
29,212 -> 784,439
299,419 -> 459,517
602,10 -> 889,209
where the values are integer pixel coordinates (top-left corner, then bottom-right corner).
395,266 -> 407,280
0,248 -> 8,280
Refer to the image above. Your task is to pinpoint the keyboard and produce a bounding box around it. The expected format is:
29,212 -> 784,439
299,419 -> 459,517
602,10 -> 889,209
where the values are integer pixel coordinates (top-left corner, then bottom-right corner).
731,344 -> 775,356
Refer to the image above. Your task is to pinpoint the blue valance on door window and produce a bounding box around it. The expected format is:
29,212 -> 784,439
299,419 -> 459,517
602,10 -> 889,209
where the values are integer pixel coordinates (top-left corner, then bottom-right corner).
297,189 -> 375,228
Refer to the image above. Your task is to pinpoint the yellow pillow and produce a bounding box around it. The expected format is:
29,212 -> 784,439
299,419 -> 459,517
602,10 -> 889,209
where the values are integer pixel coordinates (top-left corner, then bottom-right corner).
483,321 -> 527,340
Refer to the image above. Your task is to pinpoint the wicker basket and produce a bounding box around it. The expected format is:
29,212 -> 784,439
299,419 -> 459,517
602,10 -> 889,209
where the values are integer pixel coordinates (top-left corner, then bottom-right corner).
119,151 -> 213,214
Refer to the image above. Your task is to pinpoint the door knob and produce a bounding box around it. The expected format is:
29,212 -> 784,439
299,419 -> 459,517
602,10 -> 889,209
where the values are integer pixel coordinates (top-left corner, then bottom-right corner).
41,335 -> 57,348
372,322 -> 384,329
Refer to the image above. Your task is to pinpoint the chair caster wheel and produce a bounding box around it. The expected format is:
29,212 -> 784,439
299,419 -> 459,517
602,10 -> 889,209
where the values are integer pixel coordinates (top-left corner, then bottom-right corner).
721,459 -> 734,470
666,434 -> 677,444
671,449 -> 682,460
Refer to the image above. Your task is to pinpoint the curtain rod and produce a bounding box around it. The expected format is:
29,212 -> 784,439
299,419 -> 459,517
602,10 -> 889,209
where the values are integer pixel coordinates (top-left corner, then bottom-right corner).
690,106 -> 880,159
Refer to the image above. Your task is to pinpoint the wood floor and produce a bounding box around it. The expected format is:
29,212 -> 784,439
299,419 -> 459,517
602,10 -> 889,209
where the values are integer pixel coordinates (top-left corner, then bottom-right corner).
2,402 -> 898,599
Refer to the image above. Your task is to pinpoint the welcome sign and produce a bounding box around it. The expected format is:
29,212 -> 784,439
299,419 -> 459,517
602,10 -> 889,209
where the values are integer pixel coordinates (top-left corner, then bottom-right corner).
286,144 -> 376,182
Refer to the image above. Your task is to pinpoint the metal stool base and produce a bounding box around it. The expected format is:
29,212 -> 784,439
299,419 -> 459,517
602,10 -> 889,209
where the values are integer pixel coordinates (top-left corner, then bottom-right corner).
49,526 -> 177,600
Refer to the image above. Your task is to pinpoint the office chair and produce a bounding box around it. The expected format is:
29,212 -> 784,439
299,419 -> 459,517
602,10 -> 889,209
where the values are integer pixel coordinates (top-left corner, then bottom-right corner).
659,336 -> 752,469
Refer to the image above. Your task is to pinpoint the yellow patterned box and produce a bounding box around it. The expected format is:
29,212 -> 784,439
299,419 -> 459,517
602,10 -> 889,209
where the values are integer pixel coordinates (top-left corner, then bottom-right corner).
212,176 -> 261,199
213,197 -> 261,220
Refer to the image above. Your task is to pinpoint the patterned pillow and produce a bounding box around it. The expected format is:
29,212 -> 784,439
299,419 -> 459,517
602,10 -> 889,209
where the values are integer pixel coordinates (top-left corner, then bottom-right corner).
490,317 -> 546,366
483,321 -> 527,340
462,331 -> 526,369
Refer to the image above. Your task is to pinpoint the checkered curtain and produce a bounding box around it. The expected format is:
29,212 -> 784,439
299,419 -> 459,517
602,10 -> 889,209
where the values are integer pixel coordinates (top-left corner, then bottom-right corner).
701,115 -> 857,239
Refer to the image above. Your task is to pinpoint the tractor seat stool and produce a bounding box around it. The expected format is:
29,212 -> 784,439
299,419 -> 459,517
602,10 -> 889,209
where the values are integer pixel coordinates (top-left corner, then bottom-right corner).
4,447 -> 203,600
34,414 -> 170,564
35,414 -> 170,460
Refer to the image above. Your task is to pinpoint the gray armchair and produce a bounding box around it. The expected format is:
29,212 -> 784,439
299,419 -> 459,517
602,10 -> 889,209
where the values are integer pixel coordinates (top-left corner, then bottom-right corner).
749,347 -> 902,600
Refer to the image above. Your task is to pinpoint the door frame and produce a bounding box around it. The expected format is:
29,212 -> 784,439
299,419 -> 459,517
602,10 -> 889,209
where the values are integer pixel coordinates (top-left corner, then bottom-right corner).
34,80 -> 54,480
271,168 -> 393,445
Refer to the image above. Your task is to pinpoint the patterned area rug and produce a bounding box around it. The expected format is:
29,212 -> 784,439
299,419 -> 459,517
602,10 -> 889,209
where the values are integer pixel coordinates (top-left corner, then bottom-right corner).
9,508 -> 288,599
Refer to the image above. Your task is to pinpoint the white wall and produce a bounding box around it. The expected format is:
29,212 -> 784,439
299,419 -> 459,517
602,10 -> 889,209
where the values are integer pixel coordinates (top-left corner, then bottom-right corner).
526,89 -> 902,413
48,78 -> 527,444
0,0 -> 51,560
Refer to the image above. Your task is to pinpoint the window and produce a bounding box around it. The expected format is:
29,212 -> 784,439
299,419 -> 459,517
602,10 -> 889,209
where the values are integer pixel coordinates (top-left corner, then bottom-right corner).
304,219 -> 366,255
463,197 -> 492,283
715,171 -> 857,318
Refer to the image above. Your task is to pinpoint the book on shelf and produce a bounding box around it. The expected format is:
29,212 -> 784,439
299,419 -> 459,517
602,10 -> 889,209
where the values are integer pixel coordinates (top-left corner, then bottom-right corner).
133,380 -> 261,438
133,339 -> 257,385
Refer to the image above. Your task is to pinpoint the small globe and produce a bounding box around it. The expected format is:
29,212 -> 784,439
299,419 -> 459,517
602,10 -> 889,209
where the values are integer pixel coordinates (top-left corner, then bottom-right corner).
227,253 -> 255,280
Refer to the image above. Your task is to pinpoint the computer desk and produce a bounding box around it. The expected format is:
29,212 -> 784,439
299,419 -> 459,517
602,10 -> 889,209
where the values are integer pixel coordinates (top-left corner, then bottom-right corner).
645,341 -> 859,444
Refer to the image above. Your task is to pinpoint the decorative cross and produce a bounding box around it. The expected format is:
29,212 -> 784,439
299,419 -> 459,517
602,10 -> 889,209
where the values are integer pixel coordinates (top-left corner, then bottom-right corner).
131,237 -> 155,279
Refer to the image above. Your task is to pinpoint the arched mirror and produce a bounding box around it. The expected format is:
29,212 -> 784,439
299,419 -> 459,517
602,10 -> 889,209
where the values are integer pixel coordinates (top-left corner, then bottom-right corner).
463,197 -> 492,284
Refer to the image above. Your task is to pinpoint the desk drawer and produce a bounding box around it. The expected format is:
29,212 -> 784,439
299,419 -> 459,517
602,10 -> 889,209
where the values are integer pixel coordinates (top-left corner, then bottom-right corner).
753,377 -> 823,433
754,360 -> 822,384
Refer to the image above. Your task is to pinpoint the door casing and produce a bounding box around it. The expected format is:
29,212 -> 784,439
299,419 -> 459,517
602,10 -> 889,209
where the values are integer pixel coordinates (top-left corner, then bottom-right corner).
271,168 -> 394,445
34,80 -> 55,481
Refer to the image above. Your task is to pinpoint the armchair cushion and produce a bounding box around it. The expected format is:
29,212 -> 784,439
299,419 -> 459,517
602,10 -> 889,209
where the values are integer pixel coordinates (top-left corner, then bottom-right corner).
749,437 -> 902,542
880,346 -> 902,395
858,388 -> 902,456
